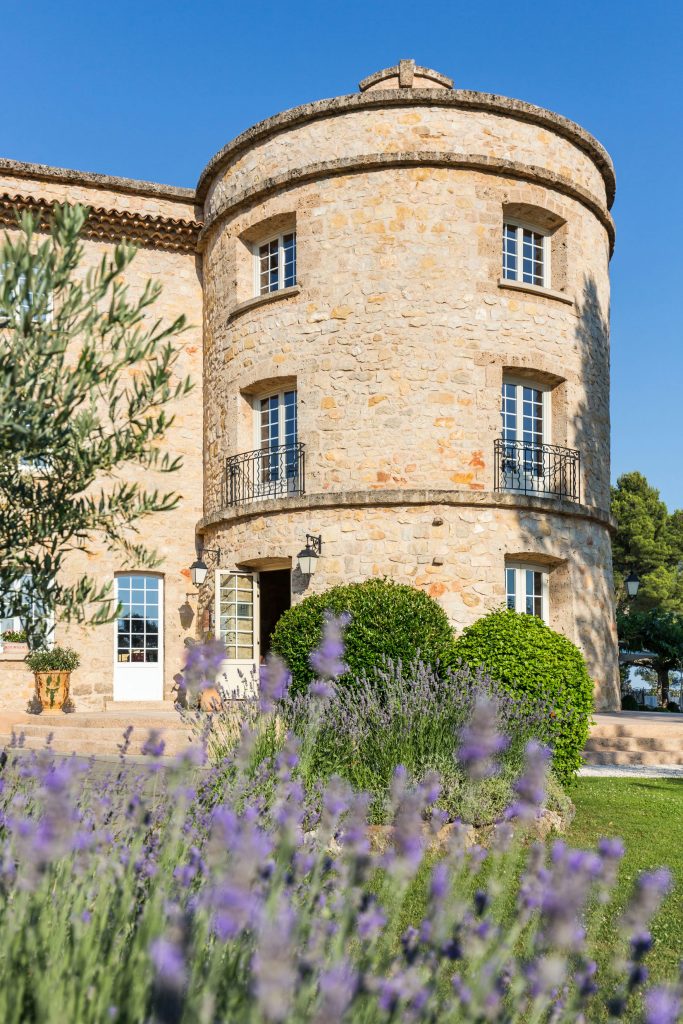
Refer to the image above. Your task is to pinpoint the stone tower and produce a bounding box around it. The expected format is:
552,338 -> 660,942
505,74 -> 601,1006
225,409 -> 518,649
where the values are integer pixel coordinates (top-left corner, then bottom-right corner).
196,59 -> 618,707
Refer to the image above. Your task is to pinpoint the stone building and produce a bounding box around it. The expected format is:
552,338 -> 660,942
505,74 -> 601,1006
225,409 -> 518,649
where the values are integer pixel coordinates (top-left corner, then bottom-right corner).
0,60 -> 620,711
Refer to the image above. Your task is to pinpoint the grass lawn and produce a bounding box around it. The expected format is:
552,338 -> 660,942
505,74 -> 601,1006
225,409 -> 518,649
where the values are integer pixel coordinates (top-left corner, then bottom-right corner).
567,777 -> 683,983
392,777 -> 683,1019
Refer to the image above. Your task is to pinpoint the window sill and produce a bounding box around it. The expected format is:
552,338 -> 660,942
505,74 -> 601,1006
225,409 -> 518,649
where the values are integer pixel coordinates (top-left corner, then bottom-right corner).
498,278 -> 574,306
228,284 -> 301,322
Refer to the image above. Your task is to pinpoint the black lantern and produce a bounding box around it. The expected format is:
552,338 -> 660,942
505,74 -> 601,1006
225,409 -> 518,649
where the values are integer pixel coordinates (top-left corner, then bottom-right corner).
297,534 -> 322,576
189,547 -> 221,587
625,571 -> 640,600
190,557 -> 209,587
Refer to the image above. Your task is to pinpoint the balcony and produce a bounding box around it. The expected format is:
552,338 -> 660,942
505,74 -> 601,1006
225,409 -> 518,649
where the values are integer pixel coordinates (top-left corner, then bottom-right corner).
493,439 -> 580,502
225,442 -> 305,506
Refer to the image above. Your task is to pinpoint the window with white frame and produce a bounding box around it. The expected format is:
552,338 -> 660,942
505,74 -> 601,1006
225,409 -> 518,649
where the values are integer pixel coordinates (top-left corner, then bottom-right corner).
254,389 -> 299,496
501,378 -> 550,448
505,563 -> 549,622
0,575 -> 54,642
502,222 -> 550,288
0,268 -> 52,327
255,232 -> 296,296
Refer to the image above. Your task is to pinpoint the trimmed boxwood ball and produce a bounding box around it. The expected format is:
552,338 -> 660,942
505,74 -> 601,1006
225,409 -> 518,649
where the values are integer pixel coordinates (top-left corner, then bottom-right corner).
442,609 -> 593,783
270,578 -> 453,697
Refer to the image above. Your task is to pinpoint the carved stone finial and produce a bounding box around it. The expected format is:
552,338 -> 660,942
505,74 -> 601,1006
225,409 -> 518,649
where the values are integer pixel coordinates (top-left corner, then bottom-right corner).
358,61 -> 454,93
398,59 -> 415,88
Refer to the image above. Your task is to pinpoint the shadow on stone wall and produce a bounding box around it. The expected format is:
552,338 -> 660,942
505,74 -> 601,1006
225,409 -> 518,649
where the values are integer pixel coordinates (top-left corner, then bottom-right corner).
570,272 -> 619,705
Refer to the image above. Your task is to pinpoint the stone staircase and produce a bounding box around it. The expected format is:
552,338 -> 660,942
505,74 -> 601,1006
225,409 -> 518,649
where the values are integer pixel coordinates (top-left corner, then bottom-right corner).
0,705 -> 197,758
584,712 -> 683,767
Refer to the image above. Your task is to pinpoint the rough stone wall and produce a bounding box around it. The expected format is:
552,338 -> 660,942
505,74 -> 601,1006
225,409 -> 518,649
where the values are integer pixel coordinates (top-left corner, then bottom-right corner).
202,99 -> 610,221
200,80 -> 619,709
201,499 -> 619,709
203,169 -> 611,514
0,173 -> 203,711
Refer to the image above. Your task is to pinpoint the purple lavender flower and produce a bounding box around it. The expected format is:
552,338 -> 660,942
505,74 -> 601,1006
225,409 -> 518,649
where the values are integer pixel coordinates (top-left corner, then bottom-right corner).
457,694 -> 509,780
252,898 -> 297,1022
646,987 -> 682,1024
317,959 -> 358,1018
506,741 -> 552,821
182,639 -> 226,692
149,937 -> 186,989
141,730 -> 166,758
309,611 -> 351,681
622,868 -> 673,937
259,654 -> 291,713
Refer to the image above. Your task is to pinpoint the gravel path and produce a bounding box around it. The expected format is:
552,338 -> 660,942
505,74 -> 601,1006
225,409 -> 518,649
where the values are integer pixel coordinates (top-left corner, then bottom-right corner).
580,764 -> 683,779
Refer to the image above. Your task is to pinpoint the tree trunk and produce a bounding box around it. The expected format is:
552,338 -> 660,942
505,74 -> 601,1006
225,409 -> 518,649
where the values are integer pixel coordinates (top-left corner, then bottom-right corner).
657,666 -> 670,706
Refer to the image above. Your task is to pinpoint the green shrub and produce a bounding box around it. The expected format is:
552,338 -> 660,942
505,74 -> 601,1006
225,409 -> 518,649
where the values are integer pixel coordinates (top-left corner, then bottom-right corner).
621,694 -> 639,711
270,578 -> 453,697
442,609 -> 593,783
25,646 -> 80,673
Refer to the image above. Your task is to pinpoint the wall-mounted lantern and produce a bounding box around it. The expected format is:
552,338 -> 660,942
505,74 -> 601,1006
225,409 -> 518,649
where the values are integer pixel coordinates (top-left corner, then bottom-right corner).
297,534 -> 322,577
190,547 -> 221,587
625,570 -> 640,600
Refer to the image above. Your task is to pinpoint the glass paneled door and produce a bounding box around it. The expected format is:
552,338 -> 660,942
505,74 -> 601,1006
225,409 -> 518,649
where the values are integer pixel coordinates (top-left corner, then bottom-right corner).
113,574 -> 163,701
500,379 -> 549,491
215,570 -> 260,697
257,390 -> 298,499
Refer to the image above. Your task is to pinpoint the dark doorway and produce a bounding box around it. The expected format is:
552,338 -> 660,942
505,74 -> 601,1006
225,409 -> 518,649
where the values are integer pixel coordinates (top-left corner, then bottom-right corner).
259,569 -> 291,660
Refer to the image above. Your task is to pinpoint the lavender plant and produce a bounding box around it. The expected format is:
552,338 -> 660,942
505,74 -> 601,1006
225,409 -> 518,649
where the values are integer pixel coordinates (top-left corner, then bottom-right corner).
286,649 -> 572,826
2,625 -> 679,1022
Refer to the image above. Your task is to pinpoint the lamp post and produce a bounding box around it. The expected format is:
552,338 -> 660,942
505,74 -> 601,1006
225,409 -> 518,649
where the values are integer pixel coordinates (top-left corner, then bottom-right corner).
297,535 -> 322,576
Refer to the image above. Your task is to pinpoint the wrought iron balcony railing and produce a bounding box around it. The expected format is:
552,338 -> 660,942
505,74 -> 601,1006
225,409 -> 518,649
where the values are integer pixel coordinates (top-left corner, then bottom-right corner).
225,442 -> 305,506
494,439 -> 580,502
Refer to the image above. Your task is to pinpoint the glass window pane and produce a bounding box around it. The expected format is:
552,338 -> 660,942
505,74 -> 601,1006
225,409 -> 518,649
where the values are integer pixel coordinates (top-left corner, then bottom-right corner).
283,233 -> 296,288
505,567 -> 516,611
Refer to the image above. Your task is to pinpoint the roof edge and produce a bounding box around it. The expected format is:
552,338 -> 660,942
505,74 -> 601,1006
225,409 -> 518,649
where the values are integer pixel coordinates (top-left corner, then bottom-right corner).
196,89 -> 616,209
0,157 -> 196,205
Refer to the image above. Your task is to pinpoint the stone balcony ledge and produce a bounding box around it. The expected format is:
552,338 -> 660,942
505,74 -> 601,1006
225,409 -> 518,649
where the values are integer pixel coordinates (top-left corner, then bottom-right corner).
197,487 -> 614,534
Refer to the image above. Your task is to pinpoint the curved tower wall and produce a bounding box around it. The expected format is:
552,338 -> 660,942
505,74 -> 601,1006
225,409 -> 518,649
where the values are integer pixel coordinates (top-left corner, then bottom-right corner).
198,63 -> 619,708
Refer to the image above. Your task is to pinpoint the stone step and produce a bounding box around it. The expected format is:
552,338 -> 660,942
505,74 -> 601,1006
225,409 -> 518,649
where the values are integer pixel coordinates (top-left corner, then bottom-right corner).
590,713 -> 683,740
583,748 -> 683,767
585,736 -> 683,754
12,712 -> 189,731
4,723 -> 195,757
104,700 -> 177,712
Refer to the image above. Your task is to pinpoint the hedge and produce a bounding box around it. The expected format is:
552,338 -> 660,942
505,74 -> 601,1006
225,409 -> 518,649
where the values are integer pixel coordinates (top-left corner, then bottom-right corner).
270,578 -> 453,697
442,608 -> 594,782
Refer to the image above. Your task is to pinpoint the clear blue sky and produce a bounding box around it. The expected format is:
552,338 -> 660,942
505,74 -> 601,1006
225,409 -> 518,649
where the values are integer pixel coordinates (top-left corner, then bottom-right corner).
3,0 -> 681,509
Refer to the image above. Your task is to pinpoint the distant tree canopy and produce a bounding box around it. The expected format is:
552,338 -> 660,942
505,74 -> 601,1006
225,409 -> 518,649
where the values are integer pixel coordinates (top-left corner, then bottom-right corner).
611,472 -> 683,615
611,472 -> 683,702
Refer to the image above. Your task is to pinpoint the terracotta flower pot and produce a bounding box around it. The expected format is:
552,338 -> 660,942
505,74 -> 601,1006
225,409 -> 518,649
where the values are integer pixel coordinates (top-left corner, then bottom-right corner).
199,686 -> 223,712
35,670 -> 71,713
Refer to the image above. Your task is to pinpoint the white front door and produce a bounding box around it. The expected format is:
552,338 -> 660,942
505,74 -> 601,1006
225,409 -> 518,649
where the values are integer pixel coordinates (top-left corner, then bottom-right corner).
113,574 -> 164,701
215,570 -> 259,698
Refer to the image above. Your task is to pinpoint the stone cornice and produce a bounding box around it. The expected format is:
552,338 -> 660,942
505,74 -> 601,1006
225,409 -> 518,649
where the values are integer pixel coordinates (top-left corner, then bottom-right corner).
197,488 -> 615,533
0,156 -> 195,204
197,152 -> 615,255
196,89 -> 616,208
0,191 -> 201,254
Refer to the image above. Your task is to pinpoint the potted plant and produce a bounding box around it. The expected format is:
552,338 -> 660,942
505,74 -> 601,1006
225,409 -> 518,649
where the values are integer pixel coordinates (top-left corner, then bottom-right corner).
0,629 -> 29,655
25,646 -> 80,714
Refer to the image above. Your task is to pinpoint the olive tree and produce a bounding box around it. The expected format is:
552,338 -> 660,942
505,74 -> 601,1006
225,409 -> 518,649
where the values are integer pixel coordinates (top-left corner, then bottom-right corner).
0,203 -> 191,646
